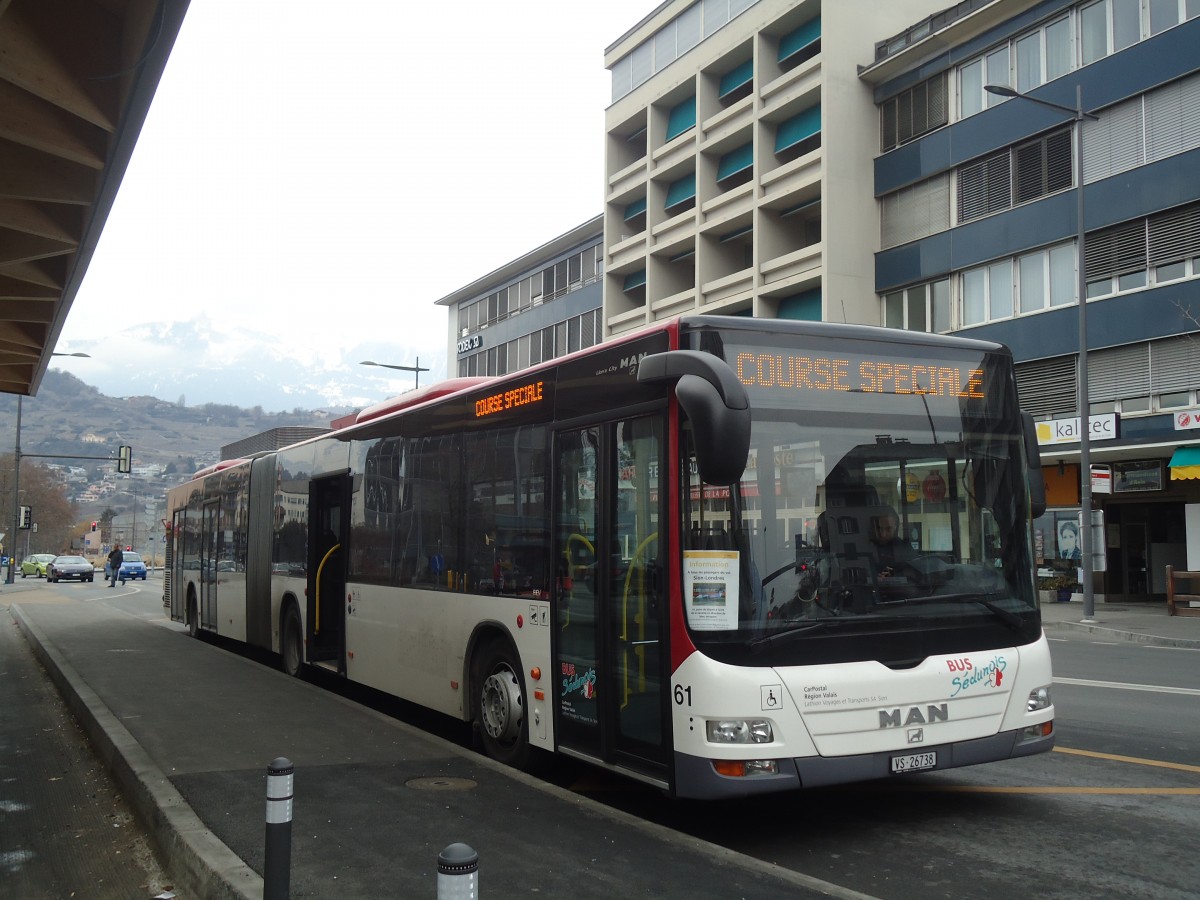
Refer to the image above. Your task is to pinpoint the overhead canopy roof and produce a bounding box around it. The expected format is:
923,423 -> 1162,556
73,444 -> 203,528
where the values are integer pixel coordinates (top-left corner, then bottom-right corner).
0,0 -> 189,396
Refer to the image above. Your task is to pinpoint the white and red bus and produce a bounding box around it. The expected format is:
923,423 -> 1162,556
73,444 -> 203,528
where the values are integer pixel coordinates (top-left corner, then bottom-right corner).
164,315 -> 1054,799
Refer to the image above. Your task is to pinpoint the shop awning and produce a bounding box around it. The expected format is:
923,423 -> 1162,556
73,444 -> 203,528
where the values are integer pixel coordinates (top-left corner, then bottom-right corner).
1169,446 -> 1200,480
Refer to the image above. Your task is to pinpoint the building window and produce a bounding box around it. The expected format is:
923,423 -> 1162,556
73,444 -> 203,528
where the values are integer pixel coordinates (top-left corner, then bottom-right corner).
716,142 -> 753,189
882,278 -> 949,333
880,173 -> 950,249
958,150 -> 1011,222
717,58 -> 754,106
961,243 -> 1076,326
880,73 -> 947,152
957,127 -> 1072,223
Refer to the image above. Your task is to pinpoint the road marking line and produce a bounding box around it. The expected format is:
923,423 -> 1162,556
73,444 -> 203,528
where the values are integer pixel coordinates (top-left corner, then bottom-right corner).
1053,745 -> 1200,774
1053,675 -> 1200,696
915,786 -> 1200,794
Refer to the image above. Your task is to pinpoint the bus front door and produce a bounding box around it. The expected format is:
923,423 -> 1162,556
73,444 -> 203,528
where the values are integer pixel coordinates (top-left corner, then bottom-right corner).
306,475 -> 349,673
554,416 -> 669,783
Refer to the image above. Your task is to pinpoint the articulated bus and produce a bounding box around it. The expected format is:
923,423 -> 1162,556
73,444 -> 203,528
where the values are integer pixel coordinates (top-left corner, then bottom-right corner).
164,315 -> 1054,799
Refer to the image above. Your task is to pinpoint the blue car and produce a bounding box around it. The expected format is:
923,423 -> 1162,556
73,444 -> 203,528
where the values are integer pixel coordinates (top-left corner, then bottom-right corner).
105,550 -> 148,582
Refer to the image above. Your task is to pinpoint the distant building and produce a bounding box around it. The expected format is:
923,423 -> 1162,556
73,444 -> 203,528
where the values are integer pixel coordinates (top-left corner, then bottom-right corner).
437,217 -> 604,379
221,427 -> 330,461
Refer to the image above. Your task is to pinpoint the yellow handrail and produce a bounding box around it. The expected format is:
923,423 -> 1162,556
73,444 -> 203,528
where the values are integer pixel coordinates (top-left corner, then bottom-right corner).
314,542 -> 341,634
621,532 -> 658,707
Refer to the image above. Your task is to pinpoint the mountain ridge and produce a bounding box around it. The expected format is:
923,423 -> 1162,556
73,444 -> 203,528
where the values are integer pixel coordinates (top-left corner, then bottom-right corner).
1,369 -> 352,477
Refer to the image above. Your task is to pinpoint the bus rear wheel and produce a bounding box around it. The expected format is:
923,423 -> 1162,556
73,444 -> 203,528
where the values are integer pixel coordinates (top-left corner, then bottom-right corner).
473,641 -> 530,770
186,594 -> 199,638
281,605 -> 304,677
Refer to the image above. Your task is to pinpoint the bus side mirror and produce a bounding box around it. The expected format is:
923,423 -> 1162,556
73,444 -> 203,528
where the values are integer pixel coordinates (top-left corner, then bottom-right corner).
1021,411 -> 1047,519
638,350 -> 750,486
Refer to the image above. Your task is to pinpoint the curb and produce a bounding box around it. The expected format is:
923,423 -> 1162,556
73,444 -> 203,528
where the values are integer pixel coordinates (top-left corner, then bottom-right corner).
10,604 -> 263,900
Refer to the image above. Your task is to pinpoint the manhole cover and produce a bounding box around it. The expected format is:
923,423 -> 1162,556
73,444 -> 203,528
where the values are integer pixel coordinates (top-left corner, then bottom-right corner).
405,776 -> 478,792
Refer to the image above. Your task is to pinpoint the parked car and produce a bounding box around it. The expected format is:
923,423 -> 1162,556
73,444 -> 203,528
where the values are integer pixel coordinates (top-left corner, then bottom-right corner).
20,553 -> 56,578
105,551 -> 148,582
48,555 -> 95,583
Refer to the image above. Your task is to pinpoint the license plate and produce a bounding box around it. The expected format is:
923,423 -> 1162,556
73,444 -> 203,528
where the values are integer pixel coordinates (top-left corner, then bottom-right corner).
891,751 -> 937,773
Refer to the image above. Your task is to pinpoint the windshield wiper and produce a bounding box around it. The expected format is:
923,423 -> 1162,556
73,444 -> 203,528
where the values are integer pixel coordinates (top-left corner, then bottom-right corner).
878,592 -> 1028,633
747,620 -> 835,651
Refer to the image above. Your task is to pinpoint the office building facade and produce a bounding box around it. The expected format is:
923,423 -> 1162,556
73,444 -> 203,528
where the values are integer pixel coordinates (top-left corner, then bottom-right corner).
438,217 -> 605,379
863,0 -> 1200,596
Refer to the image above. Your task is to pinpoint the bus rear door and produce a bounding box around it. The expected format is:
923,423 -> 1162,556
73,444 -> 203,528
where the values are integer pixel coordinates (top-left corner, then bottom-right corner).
306,474 -> 349,673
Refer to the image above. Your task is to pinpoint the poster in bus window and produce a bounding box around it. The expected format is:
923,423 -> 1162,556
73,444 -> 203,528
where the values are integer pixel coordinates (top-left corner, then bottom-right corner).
683,550 -> 739,630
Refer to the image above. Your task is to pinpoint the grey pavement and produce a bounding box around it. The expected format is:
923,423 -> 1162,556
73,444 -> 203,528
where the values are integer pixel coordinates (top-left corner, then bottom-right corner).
1039,594 -> 1200,648
6,578 -> 1199,899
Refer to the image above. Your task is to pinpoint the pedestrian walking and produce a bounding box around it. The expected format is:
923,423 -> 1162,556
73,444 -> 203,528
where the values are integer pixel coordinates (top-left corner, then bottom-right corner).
107,545 -> 123,588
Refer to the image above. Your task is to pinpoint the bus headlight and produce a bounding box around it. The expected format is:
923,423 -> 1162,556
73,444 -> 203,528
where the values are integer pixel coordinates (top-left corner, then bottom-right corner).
706,719 -> 774,744
1026,685 -> 1052,712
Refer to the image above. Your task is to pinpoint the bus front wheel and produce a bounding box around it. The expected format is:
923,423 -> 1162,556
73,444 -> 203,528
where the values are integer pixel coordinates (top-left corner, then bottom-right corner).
186,594 -> 199,638
281,605 -> 304,677
473,641 -> 530,770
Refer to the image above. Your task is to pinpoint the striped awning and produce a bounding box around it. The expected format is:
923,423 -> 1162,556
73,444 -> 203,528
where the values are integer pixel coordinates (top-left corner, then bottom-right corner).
1169,446 -> 1200,480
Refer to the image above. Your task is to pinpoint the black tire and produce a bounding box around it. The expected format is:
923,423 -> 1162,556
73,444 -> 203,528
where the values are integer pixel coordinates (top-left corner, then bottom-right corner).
281,604 -> 304,677
187,594 -> 199,638
48,575 -> 56,584
472,639 -> 531,770
86,577 -> 94,583
20,570 -> 26,578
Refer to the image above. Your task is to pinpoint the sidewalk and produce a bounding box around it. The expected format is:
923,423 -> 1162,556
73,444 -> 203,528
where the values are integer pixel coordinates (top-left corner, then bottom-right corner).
1039,596 -> 1200,648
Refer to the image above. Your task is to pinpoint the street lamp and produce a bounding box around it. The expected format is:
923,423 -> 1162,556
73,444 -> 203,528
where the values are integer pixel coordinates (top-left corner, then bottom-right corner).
360,358 -> 431,389
6,352 -> 91,583
985,83 -> 1100,622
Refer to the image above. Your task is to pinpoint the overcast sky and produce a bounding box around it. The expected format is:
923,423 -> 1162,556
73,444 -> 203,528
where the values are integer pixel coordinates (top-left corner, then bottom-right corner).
55,0 -> 654,406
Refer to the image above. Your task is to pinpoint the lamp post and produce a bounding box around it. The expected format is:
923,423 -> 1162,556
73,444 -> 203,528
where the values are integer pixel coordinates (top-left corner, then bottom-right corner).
985,83 -> 1099,622
6,352 -> 91,584
360,358 -> 431,390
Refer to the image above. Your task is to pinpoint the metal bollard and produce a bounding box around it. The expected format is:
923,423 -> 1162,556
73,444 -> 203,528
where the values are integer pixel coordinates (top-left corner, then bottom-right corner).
264,757 -> 294,900
437,842 -> 479,899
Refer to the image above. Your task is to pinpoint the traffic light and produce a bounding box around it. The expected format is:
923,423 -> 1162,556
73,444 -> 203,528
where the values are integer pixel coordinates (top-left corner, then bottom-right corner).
92,521 -> 98,531
118,445 -> 132,474
18,506 -> 31,529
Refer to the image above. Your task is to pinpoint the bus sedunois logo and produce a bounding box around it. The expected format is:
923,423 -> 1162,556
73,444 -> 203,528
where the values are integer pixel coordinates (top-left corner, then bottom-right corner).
879,704 -> 949,728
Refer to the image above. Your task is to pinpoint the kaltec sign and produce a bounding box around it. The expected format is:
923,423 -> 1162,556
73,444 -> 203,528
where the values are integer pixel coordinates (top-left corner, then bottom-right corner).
1035,413 -> 1117,446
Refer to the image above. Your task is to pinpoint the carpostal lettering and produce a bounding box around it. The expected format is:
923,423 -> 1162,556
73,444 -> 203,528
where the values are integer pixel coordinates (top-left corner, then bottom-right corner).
474,380 -> 544,418
735,352 -> 985,399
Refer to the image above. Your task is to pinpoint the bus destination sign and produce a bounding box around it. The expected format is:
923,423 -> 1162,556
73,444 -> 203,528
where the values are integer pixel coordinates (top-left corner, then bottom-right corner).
733,351 -> 986,400
474,380 -> 547,419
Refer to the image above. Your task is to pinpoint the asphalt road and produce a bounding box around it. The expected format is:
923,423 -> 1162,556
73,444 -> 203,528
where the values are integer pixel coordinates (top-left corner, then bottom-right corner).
14,577 -> 1200,899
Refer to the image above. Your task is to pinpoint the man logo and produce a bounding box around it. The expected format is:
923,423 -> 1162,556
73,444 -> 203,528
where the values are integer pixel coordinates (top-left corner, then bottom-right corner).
879,704 -> 949,728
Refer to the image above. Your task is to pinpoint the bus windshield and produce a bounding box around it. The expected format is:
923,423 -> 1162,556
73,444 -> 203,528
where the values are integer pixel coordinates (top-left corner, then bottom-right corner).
680,326 -> 1040,667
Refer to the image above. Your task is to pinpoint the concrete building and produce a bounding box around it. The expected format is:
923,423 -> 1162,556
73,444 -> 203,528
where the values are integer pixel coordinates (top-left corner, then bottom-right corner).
862,0 -> 1200,596
438,217 -> 604,379
600,0 -> 945,337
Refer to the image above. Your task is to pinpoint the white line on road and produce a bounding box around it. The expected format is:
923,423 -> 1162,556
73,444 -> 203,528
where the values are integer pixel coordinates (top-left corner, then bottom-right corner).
1053,676 -> 1200,696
